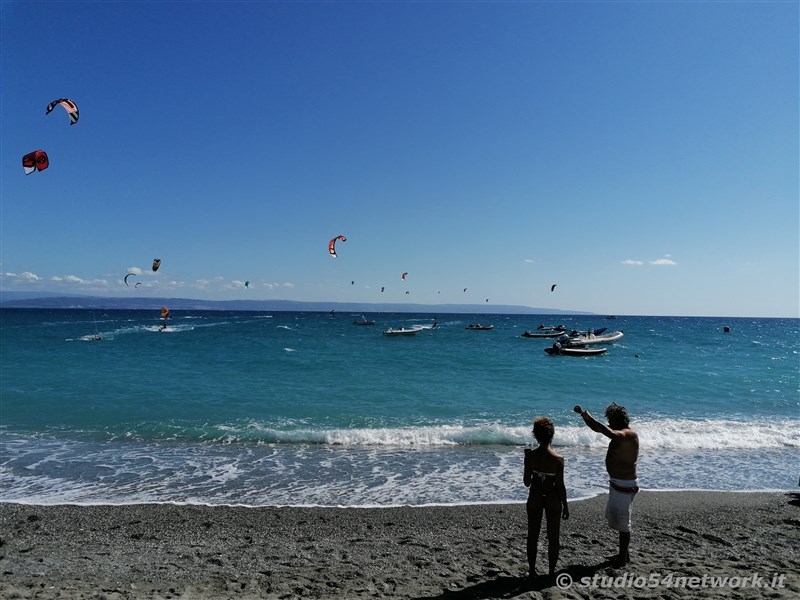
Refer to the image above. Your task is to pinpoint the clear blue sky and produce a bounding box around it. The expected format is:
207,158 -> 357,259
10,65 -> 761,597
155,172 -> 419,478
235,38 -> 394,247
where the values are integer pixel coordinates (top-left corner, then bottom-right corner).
1,1 -> 797,317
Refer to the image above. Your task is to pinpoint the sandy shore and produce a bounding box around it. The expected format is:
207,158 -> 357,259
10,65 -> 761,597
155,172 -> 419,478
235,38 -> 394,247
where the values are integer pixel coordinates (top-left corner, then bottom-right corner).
1,491 -> 798,599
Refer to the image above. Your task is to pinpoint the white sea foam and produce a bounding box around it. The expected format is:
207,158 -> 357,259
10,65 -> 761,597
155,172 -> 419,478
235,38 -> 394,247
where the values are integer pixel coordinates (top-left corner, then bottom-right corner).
2,430 -> 797,507
220,418 -> 799,450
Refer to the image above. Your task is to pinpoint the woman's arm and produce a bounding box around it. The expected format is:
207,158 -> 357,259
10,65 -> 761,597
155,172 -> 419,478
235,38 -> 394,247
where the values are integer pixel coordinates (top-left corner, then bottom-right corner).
523,448 -> 532,487
557,458 -> 569,519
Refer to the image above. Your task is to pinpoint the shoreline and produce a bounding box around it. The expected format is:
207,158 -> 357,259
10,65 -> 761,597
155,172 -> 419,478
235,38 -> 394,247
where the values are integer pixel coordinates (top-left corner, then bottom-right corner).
3,486 -> 797,510
2,491 -> 798,599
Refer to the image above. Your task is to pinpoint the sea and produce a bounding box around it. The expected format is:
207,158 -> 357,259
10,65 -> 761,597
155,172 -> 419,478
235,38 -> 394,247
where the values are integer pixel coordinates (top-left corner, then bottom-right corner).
1,309 -> 797,507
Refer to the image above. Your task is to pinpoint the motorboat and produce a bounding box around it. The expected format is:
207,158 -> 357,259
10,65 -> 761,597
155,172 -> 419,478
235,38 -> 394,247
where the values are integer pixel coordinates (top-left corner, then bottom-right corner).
465,324 -> 493,330
568,327 -> 607,336
352,315 -> 375,326
521,330 -> 565,338
545,343 -> 608,356
383,326 -> 423,336
567,330 -> 623,345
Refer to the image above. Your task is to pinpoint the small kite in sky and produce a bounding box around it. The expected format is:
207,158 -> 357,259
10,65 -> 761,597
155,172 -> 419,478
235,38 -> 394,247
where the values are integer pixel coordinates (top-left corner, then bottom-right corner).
124,273 -> 137,286
401,272 -> 408,281
328,235 -> 346,258
551,284 -> 557,292
245,281 -> 250,288
152,259 -> 161,272
46,98 -> 79,125
22,150 -> 48,175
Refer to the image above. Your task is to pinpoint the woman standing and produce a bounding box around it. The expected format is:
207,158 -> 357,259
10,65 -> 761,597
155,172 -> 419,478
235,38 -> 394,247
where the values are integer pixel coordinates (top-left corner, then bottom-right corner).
523,417 -> 569,578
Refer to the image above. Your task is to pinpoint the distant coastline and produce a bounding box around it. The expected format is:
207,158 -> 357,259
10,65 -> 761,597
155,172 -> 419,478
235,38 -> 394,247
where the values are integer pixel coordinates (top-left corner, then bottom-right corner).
0,291 -> 592,315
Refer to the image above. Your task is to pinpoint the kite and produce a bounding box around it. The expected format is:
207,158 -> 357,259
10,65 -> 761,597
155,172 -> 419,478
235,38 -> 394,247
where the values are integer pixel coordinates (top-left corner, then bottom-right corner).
328,235 -> 346,258
135,282 -> 142,288
245,281 -> 250,288
401,272 -> 408,281
464,288 -> 468,293
46,98 -> 79,125
551,284 -> 557,292
124,273 -> 137,286
22,150 -> 48,175
152,259 -> 161,272
381,287 -> 385,292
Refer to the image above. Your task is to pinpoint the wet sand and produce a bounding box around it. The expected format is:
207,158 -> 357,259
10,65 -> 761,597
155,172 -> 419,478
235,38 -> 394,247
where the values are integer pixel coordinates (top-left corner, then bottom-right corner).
1,491 -> 798,599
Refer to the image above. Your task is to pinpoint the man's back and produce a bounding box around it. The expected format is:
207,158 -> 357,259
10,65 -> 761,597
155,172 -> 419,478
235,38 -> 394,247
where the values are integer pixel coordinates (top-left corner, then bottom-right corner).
605,428 -> 638,480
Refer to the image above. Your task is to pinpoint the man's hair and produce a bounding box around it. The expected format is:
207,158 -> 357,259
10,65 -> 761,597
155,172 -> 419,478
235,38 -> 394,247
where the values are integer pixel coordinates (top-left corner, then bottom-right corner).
605,402 -> 630,428
533,417 -> 555,444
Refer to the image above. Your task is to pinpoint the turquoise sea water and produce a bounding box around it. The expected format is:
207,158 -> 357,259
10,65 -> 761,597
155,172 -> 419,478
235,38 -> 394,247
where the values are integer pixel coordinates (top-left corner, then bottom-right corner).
1,309 -> 798,506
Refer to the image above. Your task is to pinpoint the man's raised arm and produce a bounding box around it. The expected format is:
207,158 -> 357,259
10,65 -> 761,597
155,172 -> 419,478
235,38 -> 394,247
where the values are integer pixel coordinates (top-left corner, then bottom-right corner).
573,405 -> 617,438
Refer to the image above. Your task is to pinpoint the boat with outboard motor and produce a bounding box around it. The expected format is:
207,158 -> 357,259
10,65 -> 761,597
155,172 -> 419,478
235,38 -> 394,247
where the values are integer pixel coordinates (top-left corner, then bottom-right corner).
545,342 -> 608,356
521,329 -> 565,338
383,326 -> 423,336
566,330 -> 623,345
465,324 -> 493,330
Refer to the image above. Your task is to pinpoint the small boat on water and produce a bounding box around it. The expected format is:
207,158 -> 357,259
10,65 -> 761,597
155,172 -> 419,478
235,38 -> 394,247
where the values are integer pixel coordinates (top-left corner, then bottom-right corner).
568,327 -> 608,336
465,324 -> 493,330
545,343 -> 608,357
352,315 -> 375,326
383,326 -> 423,336
567,330 -> 623,345
522,330 -> 564,338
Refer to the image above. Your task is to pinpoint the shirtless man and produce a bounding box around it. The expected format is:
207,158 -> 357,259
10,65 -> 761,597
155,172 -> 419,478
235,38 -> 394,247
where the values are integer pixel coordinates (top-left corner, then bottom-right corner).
573,403 -> 639,567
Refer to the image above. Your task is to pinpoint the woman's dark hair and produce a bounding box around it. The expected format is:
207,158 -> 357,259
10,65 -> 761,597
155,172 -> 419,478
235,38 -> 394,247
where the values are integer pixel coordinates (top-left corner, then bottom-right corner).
533,417 -> 555,444
605,402 -> 630,428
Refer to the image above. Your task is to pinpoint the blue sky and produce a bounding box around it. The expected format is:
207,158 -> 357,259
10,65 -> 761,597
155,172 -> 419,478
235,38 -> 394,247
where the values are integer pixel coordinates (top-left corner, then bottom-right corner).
1,1 -> 797,317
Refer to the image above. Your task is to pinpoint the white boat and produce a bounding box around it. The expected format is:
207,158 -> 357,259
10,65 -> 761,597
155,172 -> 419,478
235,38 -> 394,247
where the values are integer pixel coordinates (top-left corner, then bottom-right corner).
383,326 -> 423,336
521,330 -> 564,338
545,344 -> 608,356
567,330 -> 624,345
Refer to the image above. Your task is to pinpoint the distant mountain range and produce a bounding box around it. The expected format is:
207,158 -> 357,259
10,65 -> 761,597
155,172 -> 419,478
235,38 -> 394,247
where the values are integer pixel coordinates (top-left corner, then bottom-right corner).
0,291 -> 593,315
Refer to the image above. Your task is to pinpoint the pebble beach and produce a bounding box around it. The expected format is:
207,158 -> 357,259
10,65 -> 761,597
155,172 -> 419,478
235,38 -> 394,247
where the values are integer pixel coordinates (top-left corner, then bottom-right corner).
1,491 -> 798,599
